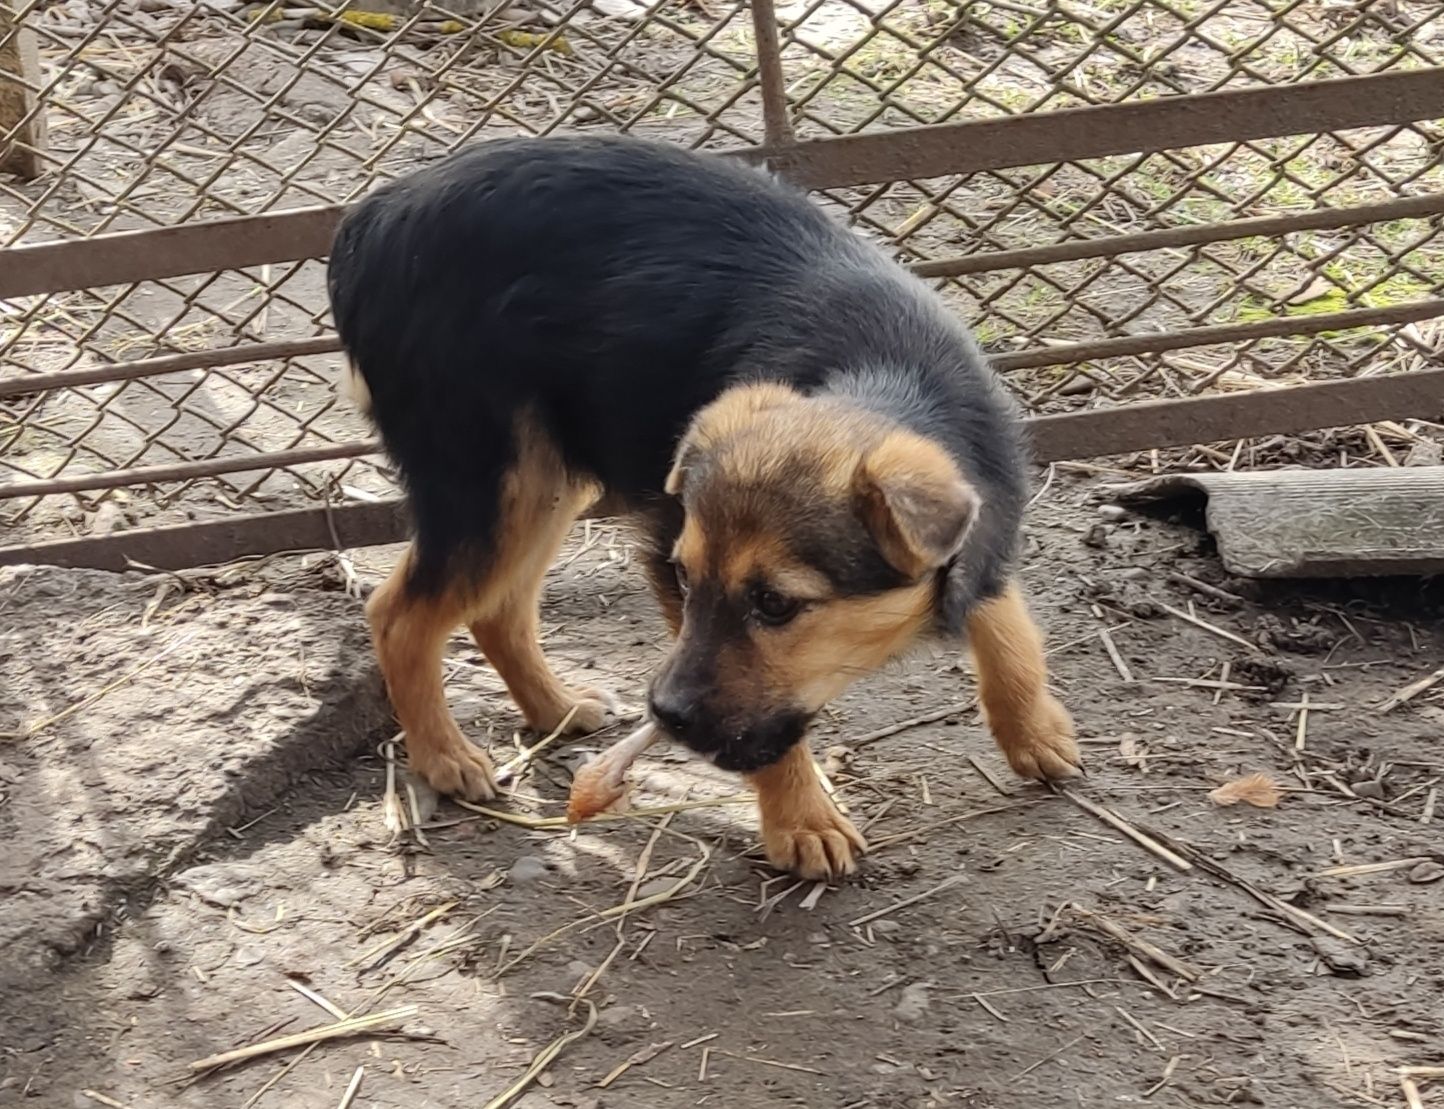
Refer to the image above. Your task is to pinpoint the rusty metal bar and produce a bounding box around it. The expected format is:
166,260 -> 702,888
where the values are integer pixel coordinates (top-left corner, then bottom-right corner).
911,192 -> 1444,279
749,67 -> 1444,189
748,0 -> 794,147
0,499 -> 410,573
0,206 -> 345,301
990,299 -> 1444,372
0,440 -> 379,500
7,297 -> 1441,501
1029,366 -> 1444,464
6,367 -> 1441,572
0,336 -> 344,399
8,68 -> 1444,300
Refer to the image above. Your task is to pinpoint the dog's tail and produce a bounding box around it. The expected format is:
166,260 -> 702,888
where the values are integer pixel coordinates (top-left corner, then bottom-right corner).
339,356 -> 374,421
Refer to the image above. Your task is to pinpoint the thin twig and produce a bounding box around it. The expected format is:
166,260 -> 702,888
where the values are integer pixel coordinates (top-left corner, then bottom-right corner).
849,701 -> 976,748
1379,667 -> 1444,713
1054,788 -> 1193,871
189,1007 -> 417,1072
1158,603 -> 1260,653
336,1067 -> 365,1109
9,631 -> 196,739
482,996 -> 597,1109
847,874 -> 966,928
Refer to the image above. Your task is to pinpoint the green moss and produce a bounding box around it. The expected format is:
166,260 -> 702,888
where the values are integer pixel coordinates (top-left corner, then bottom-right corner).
1234,271 -> 1433,335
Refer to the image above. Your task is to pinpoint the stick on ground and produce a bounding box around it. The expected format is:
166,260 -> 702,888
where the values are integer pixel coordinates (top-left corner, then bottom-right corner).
189,1006 -> 418,1072
1054,787 -> 1193,871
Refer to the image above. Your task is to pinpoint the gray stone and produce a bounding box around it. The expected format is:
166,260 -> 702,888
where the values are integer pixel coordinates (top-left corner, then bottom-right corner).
509,856 -> 551,884
893,982 -> 931,1023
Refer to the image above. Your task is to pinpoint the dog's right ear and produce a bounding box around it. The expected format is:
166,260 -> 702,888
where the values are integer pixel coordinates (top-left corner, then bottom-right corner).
852,431 -> 979,580
665,382 -> 801,496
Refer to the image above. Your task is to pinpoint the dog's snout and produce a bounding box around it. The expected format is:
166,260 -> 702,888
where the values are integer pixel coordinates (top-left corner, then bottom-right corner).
648,683 -> 698,739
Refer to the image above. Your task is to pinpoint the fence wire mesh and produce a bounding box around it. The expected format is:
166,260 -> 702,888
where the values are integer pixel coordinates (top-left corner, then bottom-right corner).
2,0 -> 1442,542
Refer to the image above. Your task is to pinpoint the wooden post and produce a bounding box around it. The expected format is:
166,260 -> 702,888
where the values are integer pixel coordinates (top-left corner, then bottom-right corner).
1,3 -> 47,180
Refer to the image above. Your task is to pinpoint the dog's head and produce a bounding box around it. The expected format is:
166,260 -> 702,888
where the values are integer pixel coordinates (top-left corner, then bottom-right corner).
649,382 -> 979,772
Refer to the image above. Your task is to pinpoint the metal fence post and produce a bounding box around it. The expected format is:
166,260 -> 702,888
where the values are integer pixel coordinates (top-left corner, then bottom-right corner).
0,2 -> 46,180
748,0 -> 793,148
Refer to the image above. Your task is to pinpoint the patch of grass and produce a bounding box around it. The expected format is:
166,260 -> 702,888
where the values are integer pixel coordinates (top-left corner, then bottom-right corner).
1234,270 -> 1434,335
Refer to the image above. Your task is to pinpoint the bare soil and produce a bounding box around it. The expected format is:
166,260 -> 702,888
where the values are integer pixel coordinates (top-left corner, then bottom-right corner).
2,479 -> 1441,1109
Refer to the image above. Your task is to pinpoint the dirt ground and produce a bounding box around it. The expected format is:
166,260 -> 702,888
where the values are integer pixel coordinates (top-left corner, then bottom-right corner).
2,474 -> 1442,1109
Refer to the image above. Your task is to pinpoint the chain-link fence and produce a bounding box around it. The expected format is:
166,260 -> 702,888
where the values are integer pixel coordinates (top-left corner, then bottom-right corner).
2,0 -> 1443,556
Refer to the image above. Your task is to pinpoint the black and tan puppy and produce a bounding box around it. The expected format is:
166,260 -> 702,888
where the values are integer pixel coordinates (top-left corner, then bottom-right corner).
327,135 -> 1080,881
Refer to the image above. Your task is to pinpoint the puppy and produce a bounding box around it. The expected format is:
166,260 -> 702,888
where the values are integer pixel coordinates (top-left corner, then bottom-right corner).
327,136 -> 1080,881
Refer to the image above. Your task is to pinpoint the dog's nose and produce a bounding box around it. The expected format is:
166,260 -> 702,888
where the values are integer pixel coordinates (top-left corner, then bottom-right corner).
648,686 -> 696,739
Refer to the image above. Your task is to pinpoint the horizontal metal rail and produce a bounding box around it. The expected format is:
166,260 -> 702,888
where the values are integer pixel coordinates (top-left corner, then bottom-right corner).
0,440 -> 379,500
3,67 -> 1442,300
5,366 -> 1442,572
0,336 -> 342,400
910,192 -> 1444,279
4,297 -> 1441,502
753,67 -> 1444,190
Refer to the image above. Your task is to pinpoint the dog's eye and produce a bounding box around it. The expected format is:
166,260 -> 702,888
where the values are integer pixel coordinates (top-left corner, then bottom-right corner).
752,588 -> 800,626
674,563 -> 690,595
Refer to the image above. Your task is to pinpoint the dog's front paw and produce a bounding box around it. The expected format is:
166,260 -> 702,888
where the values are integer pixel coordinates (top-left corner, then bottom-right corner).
761,802 -> 867,882
409,736 -> 498,802
996,693 -> 1081,781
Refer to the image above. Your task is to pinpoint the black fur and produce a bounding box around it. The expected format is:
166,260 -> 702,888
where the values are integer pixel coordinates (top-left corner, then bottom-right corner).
327,135 -> 1028,626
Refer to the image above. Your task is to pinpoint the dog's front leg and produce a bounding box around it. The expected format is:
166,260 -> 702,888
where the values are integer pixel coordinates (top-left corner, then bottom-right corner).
967,582 -> 1081,781
747,743 -> 866,881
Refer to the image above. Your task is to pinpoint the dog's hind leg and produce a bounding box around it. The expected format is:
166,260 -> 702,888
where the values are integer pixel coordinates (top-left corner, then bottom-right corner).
466,432 -> 618,739
967,582 -> 1081,781
369,422 -> 613,801
367,546 -> 501,801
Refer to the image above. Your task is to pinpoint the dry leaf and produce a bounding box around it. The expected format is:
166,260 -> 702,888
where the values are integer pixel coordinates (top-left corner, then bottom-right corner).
1209,772 -> 1282,808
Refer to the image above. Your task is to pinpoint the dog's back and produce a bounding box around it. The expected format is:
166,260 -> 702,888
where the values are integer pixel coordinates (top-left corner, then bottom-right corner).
328,136 -> 1026,611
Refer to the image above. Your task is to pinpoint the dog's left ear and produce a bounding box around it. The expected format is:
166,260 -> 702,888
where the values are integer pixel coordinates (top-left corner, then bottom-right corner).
853,432 -> 979,579
665,382 -> 802,496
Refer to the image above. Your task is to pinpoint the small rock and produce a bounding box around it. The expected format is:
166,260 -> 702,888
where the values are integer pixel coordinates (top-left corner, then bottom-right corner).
871,919 -> 902,936
508,856 -> 550,884
88,501 -> 125,535
1350,780 -> 1385,800
806,930 -> 829,945
1404,440 -> 1442,467
1097,504 -> 1128,521
173,862 -> 265,908
634,877 -> 676,900
1311,937 -> 1369,978
893,982 -> 931,1023
1082,523 -> 1109,548
595,1003 -> 651,1045
1408,861 -> 1443,885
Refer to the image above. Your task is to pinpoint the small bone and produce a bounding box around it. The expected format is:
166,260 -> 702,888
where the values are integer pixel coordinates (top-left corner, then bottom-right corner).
567,721 -> 665,823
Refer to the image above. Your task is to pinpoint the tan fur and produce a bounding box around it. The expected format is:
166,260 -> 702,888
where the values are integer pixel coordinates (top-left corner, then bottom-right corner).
366,419 -> 613,802
340,358 -> 373,418
853,431 -> 979,579
967,583 -> 1080,780
746,742 -> 866,881
665,382 -> 801,494
775,583 -> 935,709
